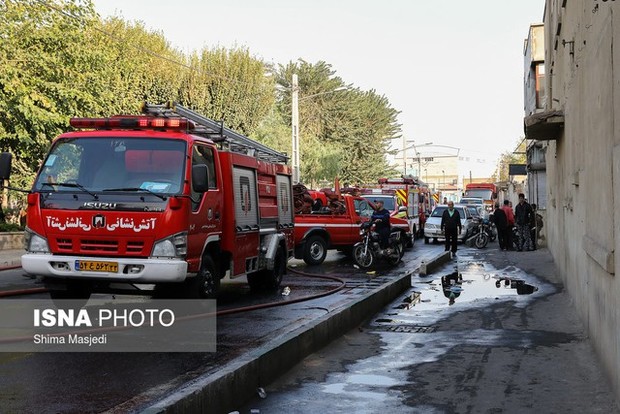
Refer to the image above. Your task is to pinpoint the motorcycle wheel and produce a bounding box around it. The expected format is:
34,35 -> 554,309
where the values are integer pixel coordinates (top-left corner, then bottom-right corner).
352,243 -> 374,269
475,232 -> 489,249
386,243 -> 402,266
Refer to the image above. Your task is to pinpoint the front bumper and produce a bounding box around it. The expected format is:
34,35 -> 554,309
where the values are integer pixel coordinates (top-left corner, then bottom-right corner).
22,253 -> 188,283
424,226 -> 467,241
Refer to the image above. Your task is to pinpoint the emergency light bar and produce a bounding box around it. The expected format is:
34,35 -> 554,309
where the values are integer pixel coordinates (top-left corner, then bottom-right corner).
69,117 -> 192,131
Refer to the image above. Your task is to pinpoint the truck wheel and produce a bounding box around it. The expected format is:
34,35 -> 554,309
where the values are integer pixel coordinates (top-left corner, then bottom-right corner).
400,235 -> 408,256
303,235 -> 327,265
424,237 -> 429,244
186,255 -> 219,298
48,281 -> 92,308
248,247 -> 286,290
386,243 -> 402,266
48,283 -> 92,301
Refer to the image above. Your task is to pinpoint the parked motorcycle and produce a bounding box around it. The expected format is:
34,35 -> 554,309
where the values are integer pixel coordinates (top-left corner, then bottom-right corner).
352,221 -> 402,269
466,217 -> 490,249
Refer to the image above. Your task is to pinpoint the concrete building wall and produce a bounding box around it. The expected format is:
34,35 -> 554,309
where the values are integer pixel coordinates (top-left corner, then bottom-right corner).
524,24 -> 545,115
543,0 -> 620,397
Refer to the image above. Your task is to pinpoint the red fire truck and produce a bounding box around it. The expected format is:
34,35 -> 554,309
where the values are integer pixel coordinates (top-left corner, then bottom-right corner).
0,103 -> 294,299
463,182 -> 498,212
361,177 -> 422,237
294,192 -> 412,265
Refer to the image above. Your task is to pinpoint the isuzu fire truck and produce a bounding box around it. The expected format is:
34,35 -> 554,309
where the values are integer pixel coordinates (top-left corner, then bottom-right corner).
361,177 -> 421,237
0,103 -> 294,299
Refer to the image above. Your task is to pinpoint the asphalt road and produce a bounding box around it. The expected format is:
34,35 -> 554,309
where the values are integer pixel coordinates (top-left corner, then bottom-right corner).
0,245 -> 431,414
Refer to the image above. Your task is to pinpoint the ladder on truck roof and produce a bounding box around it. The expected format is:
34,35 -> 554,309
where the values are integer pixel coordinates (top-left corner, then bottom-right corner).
142,102 -> 289,164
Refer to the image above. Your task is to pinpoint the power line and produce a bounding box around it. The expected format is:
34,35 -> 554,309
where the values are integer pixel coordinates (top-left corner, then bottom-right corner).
32,0 -> 272,90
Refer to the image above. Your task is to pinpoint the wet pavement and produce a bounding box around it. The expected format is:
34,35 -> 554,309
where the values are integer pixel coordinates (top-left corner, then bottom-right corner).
0,247 -> 431,413
239,246 -> 620,414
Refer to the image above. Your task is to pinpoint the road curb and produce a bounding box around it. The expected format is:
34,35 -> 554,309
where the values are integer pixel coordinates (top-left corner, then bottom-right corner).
141,269 -> 413,414
419,251 -> 452,275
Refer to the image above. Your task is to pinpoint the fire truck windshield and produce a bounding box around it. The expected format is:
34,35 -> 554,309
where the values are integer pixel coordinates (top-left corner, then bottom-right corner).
464,189 -> 493,200
362,195 -> 396,211
34,137 -> 186,195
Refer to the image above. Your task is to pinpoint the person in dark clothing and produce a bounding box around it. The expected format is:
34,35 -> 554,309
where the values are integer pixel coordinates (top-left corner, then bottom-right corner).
491,202 -> 508,250
440,201 -> 462,257
514,193 -> 533,251
371,199 -> 391,248
530,203 -> 543,250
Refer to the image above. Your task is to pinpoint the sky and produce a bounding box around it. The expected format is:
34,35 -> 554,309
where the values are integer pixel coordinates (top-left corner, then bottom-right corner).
92,0 -> 545,176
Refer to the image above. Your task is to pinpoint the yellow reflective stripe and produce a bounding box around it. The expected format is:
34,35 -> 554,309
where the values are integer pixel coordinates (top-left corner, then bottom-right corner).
395,189 -> 407,205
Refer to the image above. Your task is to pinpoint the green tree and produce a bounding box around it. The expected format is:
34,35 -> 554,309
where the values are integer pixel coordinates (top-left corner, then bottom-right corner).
494,139 -> 527,181
0,0 -> 103,169
179,46 -> 275,135
275,60 -> 400,186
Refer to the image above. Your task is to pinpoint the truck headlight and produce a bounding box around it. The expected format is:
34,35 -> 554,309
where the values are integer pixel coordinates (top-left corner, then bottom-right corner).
151,232 -> 187,258
24,227 -> 50,253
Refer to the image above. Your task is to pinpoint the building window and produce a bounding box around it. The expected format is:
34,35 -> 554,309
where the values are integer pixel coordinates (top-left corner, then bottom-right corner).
536,63 -> 546,109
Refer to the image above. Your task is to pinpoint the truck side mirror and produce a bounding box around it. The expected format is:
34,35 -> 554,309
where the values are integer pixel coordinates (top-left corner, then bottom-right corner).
192,164 -> 209,193
0,152 -> 12,181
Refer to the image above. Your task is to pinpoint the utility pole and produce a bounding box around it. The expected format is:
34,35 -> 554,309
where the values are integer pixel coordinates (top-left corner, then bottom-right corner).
402,136 -> 407,176
291,74 -> 300,184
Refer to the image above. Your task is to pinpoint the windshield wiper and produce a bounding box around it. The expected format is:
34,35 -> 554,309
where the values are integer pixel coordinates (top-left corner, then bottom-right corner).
102,187 -> 167,201
42,182 -> 98,199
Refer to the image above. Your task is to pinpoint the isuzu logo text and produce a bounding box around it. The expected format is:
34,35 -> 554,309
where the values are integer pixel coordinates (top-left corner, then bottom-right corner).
83,202 -> 117,209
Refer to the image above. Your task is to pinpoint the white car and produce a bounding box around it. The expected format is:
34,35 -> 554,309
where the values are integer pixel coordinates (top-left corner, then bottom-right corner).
423,204 -> 474,244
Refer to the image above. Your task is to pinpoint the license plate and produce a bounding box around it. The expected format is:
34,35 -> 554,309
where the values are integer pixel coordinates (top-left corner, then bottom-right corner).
75,260 -> 118,273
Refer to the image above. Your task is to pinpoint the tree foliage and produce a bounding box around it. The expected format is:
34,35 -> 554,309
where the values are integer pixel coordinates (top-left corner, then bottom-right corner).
494,139 -> 527,182
0,0 -> 403,213
274,60 -> 401,186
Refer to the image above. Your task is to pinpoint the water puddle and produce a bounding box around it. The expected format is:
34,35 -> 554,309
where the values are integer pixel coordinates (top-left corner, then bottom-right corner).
376,253 -> 555,328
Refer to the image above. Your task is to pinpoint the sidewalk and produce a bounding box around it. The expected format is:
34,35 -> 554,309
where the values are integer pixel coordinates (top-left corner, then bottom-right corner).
238,247 -> 620,413
0,249 -> 22,270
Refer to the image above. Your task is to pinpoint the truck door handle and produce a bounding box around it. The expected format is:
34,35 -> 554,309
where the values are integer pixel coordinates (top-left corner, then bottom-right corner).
215,211 -> 220,220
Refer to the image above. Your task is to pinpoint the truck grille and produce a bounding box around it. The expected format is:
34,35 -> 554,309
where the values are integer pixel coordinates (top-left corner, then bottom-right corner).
54,238 -> 146,256
56,238 -> 73,251
126,241 -> 145,254
81,239 -> 118,253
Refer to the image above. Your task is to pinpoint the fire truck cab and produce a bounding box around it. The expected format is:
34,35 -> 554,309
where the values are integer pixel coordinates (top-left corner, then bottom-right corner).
0,103 -> 294,300
361,177 -> 421,239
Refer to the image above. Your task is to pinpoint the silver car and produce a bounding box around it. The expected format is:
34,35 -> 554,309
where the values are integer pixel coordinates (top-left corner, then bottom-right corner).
423,204 -> 474,244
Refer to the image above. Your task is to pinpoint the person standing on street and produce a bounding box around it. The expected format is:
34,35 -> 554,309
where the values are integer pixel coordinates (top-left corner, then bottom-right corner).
502,199 -> 515,250
530,203 -> 543,250
441,201 -> 462,258
514,193 -> 533,251
492,202 -> 508,250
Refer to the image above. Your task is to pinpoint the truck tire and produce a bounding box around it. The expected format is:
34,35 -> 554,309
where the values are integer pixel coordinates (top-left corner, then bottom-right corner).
303,235 -> 327,265
48,281 -> 92,309
386,243 -> 402,266
248,247 -> 286,290
401,231 -> 411,251
266,248 -> 286,289
48,281 -> 92,301
186,255 -> 219,298
424,237 -> 429,244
